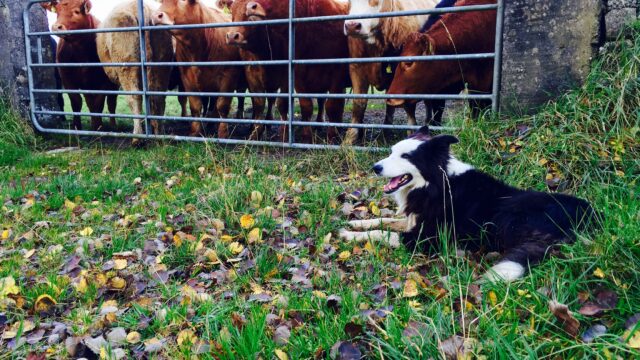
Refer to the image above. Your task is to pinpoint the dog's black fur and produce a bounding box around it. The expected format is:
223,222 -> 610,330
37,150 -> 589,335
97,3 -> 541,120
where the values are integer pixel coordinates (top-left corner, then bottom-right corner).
399,127 -> 597,269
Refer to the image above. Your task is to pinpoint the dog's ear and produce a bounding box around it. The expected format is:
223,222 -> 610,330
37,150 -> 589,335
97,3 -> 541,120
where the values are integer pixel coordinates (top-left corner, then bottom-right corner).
409,126 -> 431,140
429,134 -> 459,150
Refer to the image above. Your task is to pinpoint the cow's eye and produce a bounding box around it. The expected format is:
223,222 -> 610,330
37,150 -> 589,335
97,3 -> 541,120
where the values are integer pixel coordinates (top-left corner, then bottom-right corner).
401,154 -> 410,159
403,62 -> 414,69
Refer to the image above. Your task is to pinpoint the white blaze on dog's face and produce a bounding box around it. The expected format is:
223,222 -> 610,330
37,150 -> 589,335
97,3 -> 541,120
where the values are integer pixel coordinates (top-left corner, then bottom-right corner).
373,138 -> 428,195
345,0 -> 384,42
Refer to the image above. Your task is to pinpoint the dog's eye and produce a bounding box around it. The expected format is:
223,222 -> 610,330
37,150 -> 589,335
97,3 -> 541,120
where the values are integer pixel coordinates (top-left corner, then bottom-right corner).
401,154 -> 410,159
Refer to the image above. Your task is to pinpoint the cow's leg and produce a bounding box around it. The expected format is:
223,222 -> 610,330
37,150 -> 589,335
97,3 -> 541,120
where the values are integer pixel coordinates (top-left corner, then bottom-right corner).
107,95 -> 118,129
344,65 -> 369,145
149,95 -> 166,135
338,229 -> 401,248
299,97 -> 314,143
402,102 -> 418,137
266,97 -> 274,120
324,97 -> 343,143
248,95 -> 266,140
188,95 -> 204,136
85,94 -> 106,131
236,95 -> 245,119
178,95 -> 188,118
276,97 -> 289,142
315,98 -> 325,122
68,93 -> 83,130
215,95 -> 232,139
126,94 -> 144,137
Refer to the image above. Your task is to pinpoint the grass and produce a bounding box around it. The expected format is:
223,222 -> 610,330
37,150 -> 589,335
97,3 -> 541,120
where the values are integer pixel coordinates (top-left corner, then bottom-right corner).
0,22 -> 639,359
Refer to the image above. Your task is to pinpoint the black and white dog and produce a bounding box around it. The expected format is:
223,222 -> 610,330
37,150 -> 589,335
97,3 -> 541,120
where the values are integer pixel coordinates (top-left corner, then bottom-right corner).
340,127 -> 597,281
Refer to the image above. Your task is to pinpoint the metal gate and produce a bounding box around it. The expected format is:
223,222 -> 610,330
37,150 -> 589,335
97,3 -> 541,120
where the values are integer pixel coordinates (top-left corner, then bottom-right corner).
23,0 -> 504,150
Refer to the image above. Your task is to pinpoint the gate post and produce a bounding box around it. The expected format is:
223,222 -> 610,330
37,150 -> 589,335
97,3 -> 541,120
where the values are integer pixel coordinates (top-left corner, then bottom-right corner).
0,0 -> 62,126
500,0 -> 604,114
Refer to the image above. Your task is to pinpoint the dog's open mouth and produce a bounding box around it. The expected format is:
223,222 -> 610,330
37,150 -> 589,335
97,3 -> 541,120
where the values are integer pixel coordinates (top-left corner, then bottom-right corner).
383,174 -> 412,194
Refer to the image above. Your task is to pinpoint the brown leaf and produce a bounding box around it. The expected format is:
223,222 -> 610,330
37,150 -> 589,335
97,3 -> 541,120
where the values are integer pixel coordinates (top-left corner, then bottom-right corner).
578,303 -> 604,317
327,295 -> 342,313
26,353 -> 45,360
402,321 -> 428,340
549,300 -> 580,337
595,290 -> 618,310
438,335 -> 472,360
273,325 -> 291,346
343,322 -> 364,339
231,312 -> 247,330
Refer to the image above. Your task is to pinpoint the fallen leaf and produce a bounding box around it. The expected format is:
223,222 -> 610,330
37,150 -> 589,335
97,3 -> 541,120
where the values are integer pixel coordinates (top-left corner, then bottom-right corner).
274,325 -> 291,345
403,321 -> 428,340
177,329 -> 197,347
110,277 -> 126,290
113,259 -> 128,270
240,214 -> 255,229
327,295 -> 342,313
593,268 -> 605,279
64,199 -> 76,211
126,331 -> 141,344
403,279 -> 418,298
274,349 -> 289,360
79,227 -> 94,237
582,324 -> 607,343
338,251 -> 351,261
34,294 -> 56,314
0,276 -> 20,298
247,228 -> 262,243
228,242 -> 244,255
549,300 -> 580,337
330,341 -> 361,360
144,337 -> 164,353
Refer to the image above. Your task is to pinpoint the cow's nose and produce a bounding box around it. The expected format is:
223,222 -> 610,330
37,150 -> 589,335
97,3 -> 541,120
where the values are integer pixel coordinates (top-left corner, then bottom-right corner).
372,164 -> 383,175
226,31 -> 242,44
247,1 -> 259,12
53,23 -> 66,31
344,21 -> 362,35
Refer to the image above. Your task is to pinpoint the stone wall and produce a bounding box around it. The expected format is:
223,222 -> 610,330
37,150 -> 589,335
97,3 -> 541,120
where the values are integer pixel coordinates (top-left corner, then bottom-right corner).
0,0 -> 62,127
604,0 -> 639,40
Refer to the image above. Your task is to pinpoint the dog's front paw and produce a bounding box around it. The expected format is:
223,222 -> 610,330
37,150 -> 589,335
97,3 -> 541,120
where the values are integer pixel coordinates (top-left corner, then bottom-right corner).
483,261 -> 525,283
338,228 -> 353,240
387,233 -> 401,248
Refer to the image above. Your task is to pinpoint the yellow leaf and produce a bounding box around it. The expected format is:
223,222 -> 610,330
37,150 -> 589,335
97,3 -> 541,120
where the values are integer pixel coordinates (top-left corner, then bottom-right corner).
2,320 -> 35,339
250,191 -> 263,205
247,228 -> 262,244
75,276 -> 88,293
627,331 -> 640,349
173,234 -> 182,247
220,235 -> 234,243
110,277 -> 126,290
177,329 -> 198,347
34,294 -> 57,313
403,279 -> 418,297
101,300 -> 118,309
0,276 -> 20,298
64,199 -> 76,210
538,158 -> 548,166
212,219 -> 225,231
615,170 -> 625,177
338,250 -> 351,261
127,331 -> 141,344
274,349 -> 289,360
99,347 -> 108,360
593,268 -> 606,279
114,259 -> 128,270
240,214 -> 255,229
79,227 -> 94,237
228,242 -> 244,255
204,249 -> 220,263
363,241 -> 374,253
369,202 -> 381,216
408,300 -> 422,309
1,229 -> 10,240
312,290 -> 327,299
488,291 -> 498,306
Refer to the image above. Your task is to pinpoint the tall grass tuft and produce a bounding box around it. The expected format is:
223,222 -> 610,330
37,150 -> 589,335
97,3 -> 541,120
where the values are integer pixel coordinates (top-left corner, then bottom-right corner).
0,97 -> 37,166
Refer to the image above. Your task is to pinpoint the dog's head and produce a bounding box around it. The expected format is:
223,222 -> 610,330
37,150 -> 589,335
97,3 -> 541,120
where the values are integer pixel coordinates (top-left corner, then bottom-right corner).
372,126 -> 464,196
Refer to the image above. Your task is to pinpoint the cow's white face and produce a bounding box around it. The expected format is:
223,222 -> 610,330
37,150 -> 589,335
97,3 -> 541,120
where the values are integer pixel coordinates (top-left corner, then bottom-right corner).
345,0 -> 385,42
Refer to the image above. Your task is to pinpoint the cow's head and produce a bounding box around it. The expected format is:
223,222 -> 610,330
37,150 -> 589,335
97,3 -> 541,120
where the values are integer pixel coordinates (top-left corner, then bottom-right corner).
153,0 -> 202,34
344,0 -> 387,42
225,0 -> 253,47
41,0 -> 94,35
387,32 -> 436,107
245,0 -> 269,21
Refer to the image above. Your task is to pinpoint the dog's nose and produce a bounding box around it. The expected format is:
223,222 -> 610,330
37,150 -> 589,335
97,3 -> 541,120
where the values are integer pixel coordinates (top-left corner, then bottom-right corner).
372,164 -> 383,175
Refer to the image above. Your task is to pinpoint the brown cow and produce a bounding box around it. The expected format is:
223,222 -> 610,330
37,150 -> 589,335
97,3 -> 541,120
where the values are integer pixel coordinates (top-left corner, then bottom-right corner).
152,0 -> 246,139
387,0 -> 495,116
244,0 -> 350,143
343,0 -> 439,145
41,0 -> 117,131
97,0 -> 174,139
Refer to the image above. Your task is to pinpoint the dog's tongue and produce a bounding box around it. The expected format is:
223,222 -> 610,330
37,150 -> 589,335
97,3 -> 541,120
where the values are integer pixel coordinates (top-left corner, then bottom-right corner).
384,175 -> 404,193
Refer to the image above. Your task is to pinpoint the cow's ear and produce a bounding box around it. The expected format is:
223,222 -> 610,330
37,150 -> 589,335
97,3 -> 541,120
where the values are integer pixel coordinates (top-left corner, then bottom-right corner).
422,34 -> 436,55
82,0 -> 92,14
41,1 -> 58,12
188,0 -> 197,4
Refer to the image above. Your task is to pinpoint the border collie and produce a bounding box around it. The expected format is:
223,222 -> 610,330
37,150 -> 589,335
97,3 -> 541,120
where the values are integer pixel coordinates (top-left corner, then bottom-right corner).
340,127 -> 597,281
